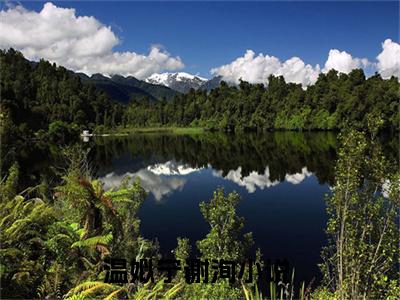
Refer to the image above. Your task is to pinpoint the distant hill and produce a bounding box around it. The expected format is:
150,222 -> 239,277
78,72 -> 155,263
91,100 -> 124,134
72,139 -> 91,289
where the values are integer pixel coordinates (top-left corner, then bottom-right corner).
199,75 -> 224,91
77,73 -> 180,104
146,72 -> 208,93
145,72 -> 226,93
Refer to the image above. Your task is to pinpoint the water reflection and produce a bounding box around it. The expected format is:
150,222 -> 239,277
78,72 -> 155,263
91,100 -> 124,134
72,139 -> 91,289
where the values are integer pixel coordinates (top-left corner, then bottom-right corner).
212,166 -> 313,193
147,161 -> 204,176
93,131 -> 341,186
100,169 -> 187,202
100,160 -> 206,201
100,158 -> 317,199
8,132 -> 398,284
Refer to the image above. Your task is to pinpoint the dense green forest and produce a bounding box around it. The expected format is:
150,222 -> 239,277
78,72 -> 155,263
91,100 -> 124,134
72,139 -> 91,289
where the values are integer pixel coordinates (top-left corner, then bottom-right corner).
1,49 -> 399,148
0,49 -> 124,144
124,73 -> 399,131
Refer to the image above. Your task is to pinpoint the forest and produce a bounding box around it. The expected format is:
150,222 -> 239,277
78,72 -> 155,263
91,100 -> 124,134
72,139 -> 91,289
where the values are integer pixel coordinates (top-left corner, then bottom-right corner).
1,49 -> 399,299
1,48 -> 399,148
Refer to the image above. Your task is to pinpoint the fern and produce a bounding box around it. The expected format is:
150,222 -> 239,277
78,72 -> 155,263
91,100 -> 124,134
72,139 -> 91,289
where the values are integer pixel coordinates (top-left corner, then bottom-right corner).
65,281 -> 122,300
103,287 -> 126,300
71,233 -> 113,249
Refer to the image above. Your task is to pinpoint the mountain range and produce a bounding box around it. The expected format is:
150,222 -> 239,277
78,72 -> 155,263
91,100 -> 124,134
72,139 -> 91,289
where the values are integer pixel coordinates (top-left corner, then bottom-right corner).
145,72 -> 207,93
76,71 -> 223,104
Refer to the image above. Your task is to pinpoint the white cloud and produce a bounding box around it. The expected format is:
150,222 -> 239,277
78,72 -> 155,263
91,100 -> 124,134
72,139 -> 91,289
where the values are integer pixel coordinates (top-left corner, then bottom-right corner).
284,167 -> 312,185
213,166 -> 314,192
211,46 -> 390,87
0,2 -> 184,79
276,57 -> 321,87
100,169 -> 187,202
147,161 -> 203,176
323,49 -> 369,74
99,161 -> 204,201
212,166 -> 280,193
211,50 -> 320,87
376,39 -> 400,79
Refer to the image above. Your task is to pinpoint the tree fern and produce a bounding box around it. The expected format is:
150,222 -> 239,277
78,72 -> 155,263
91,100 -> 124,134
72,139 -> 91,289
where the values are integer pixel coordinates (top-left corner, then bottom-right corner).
71,233 -> 113,249
65,281 -> 124,300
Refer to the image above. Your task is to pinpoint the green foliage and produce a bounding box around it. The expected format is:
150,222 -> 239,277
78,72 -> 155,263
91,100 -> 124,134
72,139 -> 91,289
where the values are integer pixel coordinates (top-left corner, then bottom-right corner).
197,188 -> 253,261
319,128 -> 399,299
0,146 -> 151,299
64,281 -> 127,300
2,49 -> 399,141
178,189 -> 255,300
0,48 -> 123,142
48,121 -> 79,143
0,162 -> 19,201
0,195 -> 58,298
123,70 -> 399,132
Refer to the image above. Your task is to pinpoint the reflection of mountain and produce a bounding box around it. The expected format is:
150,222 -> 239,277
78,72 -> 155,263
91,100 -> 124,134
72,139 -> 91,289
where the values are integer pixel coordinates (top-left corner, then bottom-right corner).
213,166 -> 312,193
99,161 -> 204,201
100,169 -> 186,201
147,161 -> 203,175
91,132 -> 340,186
100,156 -> 316,197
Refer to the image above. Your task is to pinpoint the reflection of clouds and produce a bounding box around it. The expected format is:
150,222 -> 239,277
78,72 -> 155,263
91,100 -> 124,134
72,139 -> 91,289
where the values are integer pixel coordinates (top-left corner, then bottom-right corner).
213,167 -> 279,193
381,179 -> 399,199
382,179 -> 390,198
147,161 -> 203,175
213,166 -> 313,193
101,170 -> 186,201
285,167 -> 312,185
100,161 -> 203,201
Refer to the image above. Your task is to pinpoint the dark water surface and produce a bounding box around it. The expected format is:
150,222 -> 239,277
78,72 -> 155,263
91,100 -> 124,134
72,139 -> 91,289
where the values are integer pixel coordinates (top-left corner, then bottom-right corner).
93,132 -> 339,284
16,131 -> 398,284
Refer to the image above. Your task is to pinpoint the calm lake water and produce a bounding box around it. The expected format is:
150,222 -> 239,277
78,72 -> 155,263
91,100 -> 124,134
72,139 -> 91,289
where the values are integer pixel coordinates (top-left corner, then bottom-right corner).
18,131 -> 398,284
93,131 -> 339,284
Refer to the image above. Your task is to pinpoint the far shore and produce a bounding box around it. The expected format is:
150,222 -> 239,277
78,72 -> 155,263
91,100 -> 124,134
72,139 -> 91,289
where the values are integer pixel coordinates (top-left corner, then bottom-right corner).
87,127 -> 205,136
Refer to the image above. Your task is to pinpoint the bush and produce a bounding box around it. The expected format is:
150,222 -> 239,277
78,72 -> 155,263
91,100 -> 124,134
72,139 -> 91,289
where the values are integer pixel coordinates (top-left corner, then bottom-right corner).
48,121 -> 79,143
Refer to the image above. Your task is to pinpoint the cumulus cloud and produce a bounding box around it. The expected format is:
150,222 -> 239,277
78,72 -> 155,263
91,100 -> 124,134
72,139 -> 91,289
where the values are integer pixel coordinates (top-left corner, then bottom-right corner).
0,2 -> 184,78
213,166 -> 314,192
376,39 -> 400,79
99,161 -> 204,201
213,166 -> 280,193
323,49 -> 369,73
147,161 -> 203,176
211,43 -> 400,87
100,169 -> 187,202
211,50 -> 320,87
284,167 -> 312,185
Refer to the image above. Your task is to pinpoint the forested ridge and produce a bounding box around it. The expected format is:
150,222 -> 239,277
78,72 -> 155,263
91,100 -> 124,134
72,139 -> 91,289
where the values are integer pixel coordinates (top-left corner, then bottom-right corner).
1,48 -> 399,146
1,49 -> 124,144
126,71 -> 399,131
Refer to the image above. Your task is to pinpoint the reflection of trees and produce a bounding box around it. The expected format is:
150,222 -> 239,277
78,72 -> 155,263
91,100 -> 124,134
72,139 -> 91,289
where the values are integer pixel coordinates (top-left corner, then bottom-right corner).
91,132 -> 340,185
11,132 -> 399,192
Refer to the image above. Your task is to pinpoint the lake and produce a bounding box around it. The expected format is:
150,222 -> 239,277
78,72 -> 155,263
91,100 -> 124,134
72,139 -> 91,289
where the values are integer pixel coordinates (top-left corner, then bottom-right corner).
16,131 -> 397,285
91,131 -> 339,284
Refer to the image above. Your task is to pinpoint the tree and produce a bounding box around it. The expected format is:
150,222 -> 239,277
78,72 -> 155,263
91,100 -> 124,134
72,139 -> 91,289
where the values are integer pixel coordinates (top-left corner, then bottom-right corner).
317,126 -> 399,299
197,188 -> 253,261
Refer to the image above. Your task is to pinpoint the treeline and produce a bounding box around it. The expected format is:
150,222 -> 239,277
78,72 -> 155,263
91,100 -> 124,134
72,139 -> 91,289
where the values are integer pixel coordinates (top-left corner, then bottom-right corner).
1,48 -> 399,144
124,72 -> 399,131
0,49 -> 123,144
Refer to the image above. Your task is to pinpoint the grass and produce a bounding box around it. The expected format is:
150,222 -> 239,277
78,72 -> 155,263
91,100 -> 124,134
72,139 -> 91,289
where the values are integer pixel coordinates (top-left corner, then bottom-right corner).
99,126 -> 205,135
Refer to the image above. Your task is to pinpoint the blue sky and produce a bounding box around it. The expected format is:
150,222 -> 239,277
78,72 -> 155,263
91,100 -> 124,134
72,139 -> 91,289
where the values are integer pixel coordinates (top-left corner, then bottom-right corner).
20,1 -> 399,77
1,1 -> 398,84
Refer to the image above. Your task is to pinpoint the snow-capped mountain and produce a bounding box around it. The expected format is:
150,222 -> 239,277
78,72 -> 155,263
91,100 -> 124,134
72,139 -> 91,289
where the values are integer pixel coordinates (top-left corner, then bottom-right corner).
146,72 -> 207,93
